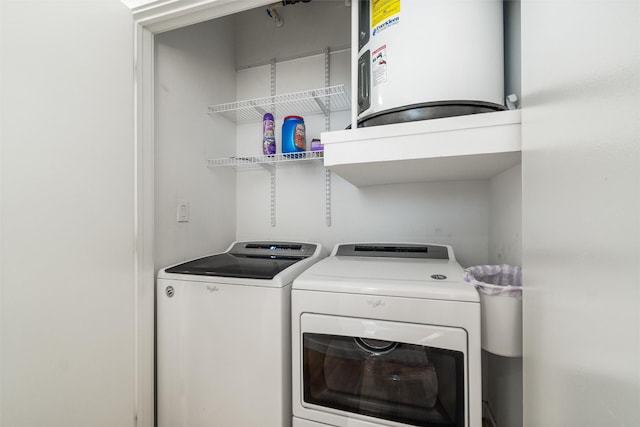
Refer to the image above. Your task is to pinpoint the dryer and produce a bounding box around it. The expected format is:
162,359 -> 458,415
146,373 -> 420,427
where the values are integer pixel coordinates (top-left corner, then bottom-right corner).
157,241 -> 325,427
291,243 -> 481,427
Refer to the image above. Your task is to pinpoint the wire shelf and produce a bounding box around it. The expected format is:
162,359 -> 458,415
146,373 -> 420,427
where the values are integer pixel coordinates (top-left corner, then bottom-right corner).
207,85 -> 350,124
207,151 -> 324,170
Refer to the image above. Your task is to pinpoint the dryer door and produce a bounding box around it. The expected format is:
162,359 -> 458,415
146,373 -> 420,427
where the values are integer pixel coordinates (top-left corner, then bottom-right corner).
298,314 -> 467,427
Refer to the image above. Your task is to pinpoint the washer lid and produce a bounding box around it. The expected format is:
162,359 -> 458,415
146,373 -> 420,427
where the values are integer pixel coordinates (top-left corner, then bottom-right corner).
163,253 -> 305,280
162,241 -> 319,280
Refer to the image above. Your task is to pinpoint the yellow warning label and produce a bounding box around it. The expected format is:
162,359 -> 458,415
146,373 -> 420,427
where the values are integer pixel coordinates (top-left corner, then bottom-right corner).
371,0 -> 401,27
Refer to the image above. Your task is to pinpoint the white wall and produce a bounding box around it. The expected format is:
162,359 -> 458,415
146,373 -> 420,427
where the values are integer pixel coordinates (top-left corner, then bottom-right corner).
234,0 -> 351,69
484,163 -> 523,427
522,1 -> 640,425
489,164 -> 522,266
154,18 -> 237,270
237,168 -> 492,267
0,1 -> 136,426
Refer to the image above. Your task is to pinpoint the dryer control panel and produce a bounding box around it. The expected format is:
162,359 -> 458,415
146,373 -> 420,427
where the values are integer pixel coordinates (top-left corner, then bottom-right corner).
334,243 -> 450,260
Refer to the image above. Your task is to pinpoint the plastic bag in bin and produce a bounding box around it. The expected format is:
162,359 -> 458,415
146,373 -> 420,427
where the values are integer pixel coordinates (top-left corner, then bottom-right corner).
463,264 -> 522,297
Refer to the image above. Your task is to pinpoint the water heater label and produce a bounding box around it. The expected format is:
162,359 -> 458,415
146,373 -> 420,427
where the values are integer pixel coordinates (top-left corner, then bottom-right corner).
371,0 -> 401,27
372,45 -> 388,86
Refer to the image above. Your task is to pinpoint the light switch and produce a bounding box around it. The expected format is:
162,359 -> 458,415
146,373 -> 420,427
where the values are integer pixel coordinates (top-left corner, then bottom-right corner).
177,200 -> 189,222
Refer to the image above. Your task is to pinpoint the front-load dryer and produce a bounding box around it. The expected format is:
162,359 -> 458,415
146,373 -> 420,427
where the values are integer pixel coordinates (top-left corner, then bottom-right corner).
291,243 -> 481,427
157,241 -> 325,427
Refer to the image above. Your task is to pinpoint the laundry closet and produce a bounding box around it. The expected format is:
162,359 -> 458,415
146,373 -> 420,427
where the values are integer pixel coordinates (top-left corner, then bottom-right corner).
151,1 -> 522,426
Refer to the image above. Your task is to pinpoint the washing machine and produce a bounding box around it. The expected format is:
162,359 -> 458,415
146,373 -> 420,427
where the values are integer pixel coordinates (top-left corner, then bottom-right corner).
291,243 -> 481,427
156,241 -> 325,427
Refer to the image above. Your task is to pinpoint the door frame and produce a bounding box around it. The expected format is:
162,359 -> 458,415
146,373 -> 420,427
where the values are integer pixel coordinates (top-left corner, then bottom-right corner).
130,1 -> 270,426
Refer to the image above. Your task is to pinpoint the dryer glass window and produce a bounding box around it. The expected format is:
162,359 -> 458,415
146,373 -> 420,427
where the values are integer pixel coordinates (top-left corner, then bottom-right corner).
302,333 -> 464,427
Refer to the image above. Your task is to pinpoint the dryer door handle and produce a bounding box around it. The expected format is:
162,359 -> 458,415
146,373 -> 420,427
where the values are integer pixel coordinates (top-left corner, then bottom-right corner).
354,337 -> 398,355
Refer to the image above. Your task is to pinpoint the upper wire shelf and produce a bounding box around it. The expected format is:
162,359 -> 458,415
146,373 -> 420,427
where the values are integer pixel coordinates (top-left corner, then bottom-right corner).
207,85 -> 350,124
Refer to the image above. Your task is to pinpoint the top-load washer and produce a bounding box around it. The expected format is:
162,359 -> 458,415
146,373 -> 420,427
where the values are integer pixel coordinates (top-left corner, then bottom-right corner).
291,243 -> 481,427
157,240 -> 325,427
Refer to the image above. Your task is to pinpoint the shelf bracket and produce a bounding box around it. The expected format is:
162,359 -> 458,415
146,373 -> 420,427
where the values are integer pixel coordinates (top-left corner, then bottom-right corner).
325,168 -> 332,226
270,166 -> 276,227
270,58 -> 277,227
259,162 -> 275,174
323,47 -> 332,227
311,90 -> 330,117
250,100 -> 267,117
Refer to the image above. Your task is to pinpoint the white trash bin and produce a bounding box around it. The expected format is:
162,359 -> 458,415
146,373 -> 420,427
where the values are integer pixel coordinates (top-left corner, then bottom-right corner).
464,265 -> 522,357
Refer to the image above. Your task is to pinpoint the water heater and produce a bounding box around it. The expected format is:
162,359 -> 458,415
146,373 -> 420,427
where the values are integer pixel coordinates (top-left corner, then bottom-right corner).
357,0 -> 505,127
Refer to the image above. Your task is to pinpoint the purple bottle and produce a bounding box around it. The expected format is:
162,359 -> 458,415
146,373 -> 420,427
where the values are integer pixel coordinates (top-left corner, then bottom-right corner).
263,113 -> 276,155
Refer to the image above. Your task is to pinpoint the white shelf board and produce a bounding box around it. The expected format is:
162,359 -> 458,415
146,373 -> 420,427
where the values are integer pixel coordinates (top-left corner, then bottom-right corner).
322,110 -> 522,186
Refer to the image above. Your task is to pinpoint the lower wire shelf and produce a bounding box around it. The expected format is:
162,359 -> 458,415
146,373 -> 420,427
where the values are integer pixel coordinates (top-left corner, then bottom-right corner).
207,150 -> 324,170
